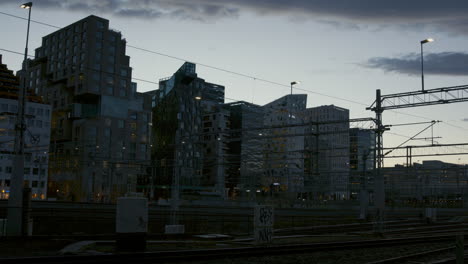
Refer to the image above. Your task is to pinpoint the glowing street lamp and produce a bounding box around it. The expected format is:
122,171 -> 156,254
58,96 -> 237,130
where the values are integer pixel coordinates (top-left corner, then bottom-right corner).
290,81 -> 300,95
420,38 -> 434,92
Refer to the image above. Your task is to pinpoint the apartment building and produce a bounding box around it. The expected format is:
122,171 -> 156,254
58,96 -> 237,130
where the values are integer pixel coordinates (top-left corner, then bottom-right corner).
25,16 -> 152,202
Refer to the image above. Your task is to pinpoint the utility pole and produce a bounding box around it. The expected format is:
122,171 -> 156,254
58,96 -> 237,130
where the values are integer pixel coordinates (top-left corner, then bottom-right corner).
360,151 -> 369,220
374,89 -> 385,234
170,131 -> 181,225
7,2 -> 33,236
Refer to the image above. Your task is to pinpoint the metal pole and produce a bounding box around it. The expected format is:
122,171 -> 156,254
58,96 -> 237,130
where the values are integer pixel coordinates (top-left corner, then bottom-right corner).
170,132 -> 181,225
360,151 -> 369,219
374,89 -> 385,233
456,234 -> 464,264
421,43 -> 424,92
7,4 -> 32,237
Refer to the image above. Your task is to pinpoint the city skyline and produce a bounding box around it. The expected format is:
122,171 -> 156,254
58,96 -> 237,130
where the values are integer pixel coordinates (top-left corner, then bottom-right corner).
1,0 -> 468,167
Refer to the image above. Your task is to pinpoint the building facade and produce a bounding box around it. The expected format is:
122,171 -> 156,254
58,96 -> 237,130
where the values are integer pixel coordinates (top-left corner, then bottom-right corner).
261,94 -> 307,195
303,105 -> 350,200
349,128 -> 375,199
149,62 -> 225,200
25,16 -> 152,202
0,55 -> 51,200
223,101 -> 263,198
384,160 -> 468,204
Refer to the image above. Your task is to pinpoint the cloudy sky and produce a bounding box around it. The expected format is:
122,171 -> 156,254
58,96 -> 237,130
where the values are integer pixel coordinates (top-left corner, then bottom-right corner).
1,0 -> 468,166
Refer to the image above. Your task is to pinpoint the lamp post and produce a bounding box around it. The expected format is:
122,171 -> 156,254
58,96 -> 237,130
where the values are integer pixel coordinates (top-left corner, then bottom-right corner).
290,81 -> 299,95
420,38 -> 434,92
7,2 -> 33,237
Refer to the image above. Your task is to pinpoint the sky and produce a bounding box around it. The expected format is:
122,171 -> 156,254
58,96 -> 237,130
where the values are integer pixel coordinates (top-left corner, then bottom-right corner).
1,0 -> 468,166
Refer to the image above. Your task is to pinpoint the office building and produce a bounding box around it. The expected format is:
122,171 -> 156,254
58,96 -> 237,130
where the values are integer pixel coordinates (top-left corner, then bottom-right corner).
223,101 -> 264,198
349,128 -> 375,199
262,94 -> 307,194
149,62 -> 225,200
303,105 -> 350,200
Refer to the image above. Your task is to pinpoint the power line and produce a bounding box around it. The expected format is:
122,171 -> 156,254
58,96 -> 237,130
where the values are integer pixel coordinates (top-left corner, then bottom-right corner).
2,11 -> 468,137
0,11 -> 385,108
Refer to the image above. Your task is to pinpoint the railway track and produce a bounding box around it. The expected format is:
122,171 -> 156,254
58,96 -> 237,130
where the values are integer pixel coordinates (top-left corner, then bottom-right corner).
366,246 -> 457,264
1,234 -> 463,264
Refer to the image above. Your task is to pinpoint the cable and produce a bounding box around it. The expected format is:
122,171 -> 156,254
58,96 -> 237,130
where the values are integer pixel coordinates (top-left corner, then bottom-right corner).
3,11 -> 468,168
0,11 -> 386,108
0,11 -> 60,29
2,10 -> 468,135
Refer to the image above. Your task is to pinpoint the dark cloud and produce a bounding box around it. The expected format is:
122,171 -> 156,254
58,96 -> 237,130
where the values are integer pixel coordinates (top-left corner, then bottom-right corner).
363,52 -> 468,76
463,118 -> 468,122
1,0 -> 468,33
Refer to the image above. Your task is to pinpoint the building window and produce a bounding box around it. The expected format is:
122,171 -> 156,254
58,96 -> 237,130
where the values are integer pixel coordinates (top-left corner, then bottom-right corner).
121,68 -> 128,77
140,144 -> 146,153
120,79 -> 126,88
92,73 -> 100,81
104,128 -> 111,137
119,89 -> 126,97
97,20 -> 104,29
9,105 -> 17,113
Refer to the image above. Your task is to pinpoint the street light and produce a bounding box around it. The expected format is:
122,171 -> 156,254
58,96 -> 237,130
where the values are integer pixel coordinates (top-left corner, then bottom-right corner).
21,2 -> 33,9
420,38 -> 434,92
7,1 -> 33,237
290,81 -> 299,95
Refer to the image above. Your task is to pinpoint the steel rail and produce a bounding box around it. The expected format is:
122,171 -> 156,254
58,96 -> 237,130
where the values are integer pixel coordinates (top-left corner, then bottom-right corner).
0,235 -> 462,264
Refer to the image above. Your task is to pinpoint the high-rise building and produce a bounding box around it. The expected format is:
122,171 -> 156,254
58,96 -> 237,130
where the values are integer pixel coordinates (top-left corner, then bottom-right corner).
0,55 -> 51,200
149,62 -> 225,200
303,105 -> 350,200
262,94 -> 307,194
25,16 -> 152,202
349,128 -> 375,199
223,101 -> 264,198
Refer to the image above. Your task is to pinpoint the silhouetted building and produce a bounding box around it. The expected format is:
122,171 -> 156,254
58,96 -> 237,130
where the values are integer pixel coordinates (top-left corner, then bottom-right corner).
349,128 -> 375,199
25,16 -> 152,202
0,55 -> 51,200
261,94 -> 307,194
303,105 -> 350,200
223,101 -> 263,198
384,160 -> 468,203
149,62 -> 225,200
